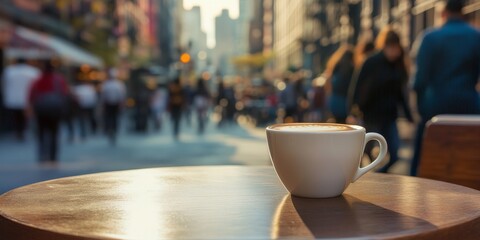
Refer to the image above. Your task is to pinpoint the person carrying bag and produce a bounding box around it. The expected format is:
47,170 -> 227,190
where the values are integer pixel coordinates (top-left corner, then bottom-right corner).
28,61 -> 69,164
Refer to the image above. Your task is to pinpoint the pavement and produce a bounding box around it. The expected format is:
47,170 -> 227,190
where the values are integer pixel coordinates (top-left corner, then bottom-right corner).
0,115 -> 415,194
379,119 -> 415,175
0,116 -> 271,194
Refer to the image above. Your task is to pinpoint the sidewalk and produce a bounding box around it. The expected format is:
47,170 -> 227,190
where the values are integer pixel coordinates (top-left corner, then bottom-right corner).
0,118 -> 271,193
390,119 -> 415,175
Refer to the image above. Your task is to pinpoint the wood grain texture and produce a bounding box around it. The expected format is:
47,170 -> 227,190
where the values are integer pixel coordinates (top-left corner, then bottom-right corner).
418,115 -> 480,190
0,166 -> 479,240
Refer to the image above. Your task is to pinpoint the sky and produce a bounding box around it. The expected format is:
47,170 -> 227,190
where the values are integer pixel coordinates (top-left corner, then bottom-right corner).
183,0 -> 239,48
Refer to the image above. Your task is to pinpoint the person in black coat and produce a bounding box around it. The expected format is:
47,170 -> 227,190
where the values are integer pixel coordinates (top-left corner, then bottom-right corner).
168,78 -> 186,141
193,78 -> 211,134
352,28 -> 413,173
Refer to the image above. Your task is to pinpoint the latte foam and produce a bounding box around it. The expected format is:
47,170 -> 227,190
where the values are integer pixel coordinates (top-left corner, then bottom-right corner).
268,123 -> 358,132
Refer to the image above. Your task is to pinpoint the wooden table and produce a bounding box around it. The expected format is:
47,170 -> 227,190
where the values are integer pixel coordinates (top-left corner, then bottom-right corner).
1,166 -> 479,240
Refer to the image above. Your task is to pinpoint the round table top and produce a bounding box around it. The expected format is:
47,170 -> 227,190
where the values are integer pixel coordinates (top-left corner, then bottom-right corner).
1,166 -> 479,240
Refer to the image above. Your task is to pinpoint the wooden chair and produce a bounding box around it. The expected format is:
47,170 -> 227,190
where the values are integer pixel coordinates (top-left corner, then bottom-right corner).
418,115 -> 480,190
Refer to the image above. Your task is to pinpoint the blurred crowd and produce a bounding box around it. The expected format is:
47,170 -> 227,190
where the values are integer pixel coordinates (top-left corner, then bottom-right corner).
1,0 -> 479,176
241,0 -> 479,176
225,1 -> 479,176
2,59 -> 127,164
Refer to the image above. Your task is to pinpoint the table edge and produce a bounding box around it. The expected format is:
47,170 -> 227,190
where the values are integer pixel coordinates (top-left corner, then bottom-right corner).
1,165 -> 480,240
2,165 -> 480,197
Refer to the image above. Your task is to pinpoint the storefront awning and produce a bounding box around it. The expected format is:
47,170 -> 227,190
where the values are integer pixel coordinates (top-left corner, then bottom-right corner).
5,27 -> 103,68
232,52 -> 274,67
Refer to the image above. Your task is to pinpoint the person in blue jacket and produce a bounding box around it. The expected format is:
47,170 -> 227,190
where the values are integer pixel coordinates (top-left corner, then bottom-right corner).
411,0 -> 480,176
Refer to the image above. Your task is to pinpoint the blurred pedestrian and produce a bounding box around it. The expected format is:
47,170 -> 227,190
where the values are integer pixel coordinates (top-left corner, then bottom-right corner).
216,79 -> 236,127
182,83 -> 194,127
63,90 -> 79,143
150,84 -> 168,131
194,78 -> 211,134
294,78 -> 308,122
411,0 -> 480,176
28,61 -> 68,164
279,77 -> 297,123
348,40 -> 376,124
353,28 -> 414,173
308,76 -> 327,122
1,58 -> 40,141
100,69 -> 126,145
216,79 -> 226,127
325,45 -> 355,123
134,86 -> 151,133
168,78 -> 185,140
266,86 -> 279,122
74,80 -> 98,140
353,39 -> 375,69
224,84 -> 237,124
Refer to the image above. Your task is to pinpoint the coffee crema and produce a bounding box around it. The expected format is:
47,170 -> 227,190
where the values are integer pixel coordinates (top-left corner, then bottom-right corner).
268,123 -> 358,132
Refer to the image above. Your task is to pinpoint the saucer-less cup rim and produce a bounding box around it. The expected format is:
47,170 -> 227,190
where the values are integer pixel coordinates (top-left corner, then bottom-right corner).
266,123 -> 365,134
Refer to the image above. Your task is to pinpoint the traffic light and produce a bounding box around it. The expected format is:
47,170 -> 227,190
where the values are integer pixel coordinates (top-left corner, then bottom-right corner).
180,53 -> 191,63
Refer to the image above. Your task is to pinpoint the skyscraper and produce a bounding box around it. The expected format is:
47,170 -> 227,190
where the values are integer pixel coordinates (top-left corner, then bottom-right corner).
182,6 -> 207,52
237,0 -> 254,55
214,9 -> 236,75
155,0 -> 176,67
248,0 -> 265,54
181,5 -> 208,72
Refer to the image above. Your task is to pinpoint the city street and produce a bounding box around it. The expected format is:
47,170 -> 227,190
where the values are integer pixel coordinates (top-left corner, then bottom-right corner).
0,116 -> 414,194
0,0 -> 475,195
1,0 -> 479,238
0,117 -> 271,194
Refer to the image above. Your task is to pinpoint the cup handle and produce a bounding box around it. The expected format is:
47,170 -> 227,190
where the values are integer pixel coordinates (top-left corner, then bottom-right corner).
352,132 -> 388,182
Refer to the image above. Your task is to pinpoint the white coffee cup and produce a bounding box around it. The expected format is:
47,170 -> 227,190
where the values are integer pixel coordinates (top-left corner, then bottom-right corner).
266,123 -> 388,198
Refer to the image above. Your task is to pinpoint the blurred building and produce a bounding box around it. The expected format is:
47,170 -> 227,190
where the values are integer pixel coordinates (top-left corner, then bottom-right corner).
411,0 -> 480,36
26,0 -> 179,68
0,0 -> 73,39
115,0 -> 167,66
273,0 -> 480,76
181,5 -> 208,72
274,0 -> 387,75
273,0 -> 301,71
464,0 -> 480,27
221,0 -> 273,75
237,0 -> 254,55
154,0 -> 178,68
1,0 -> 153,67
76,0 -> 118,67
214,9 -> 237,75
357,0 -> 412,47
249,1 -> 266,54
357,0 -> 479,49
262,0 -> 274,56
